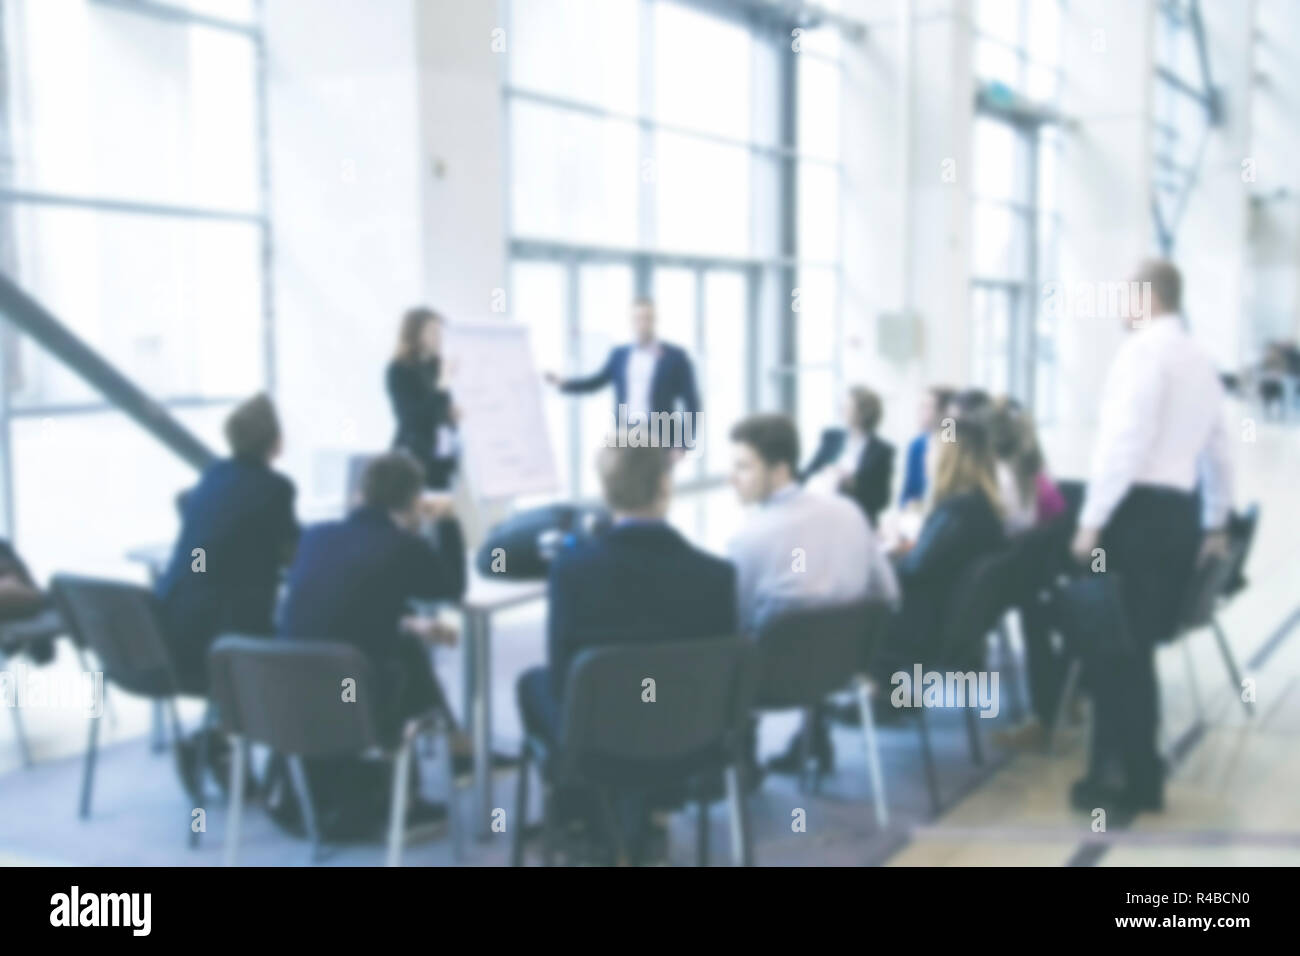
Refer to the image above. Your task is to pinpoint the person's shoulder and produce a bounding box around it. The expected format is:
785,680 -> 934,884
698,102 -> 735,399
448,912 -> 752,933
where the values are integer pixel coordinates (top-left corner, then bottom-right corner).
818,490 -> 873,534
873,434 -> 896,456
682,540 -> 735,582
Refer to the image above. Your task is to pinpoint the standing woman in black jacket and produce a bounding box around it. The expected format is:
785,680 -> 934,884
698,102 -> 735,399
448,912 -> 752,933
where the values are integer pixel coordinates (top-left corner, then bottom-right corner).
386,307 -> 459,491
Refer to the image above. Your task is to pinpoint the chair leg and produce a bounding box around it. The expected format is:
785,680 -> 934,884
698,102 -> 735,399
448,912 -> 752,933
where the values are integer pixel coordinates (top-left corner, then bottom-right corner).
855,678 -> 889,829
997,620 -> 1025,723
724,763 -> 752,867
541,785 -> 557,867
510,749 -> 530,867
798,707 -> 814,794
224,736 -> 246,868
915,708 -> 941,818
286,755 -> 323,864
0,651 -> 33,769
1211,618 -> 1254,717
696,794 -> 709,867
1048,658 -> 1082,755
1182,640 -> 1205,723
443,724 -> 463,863
151,699 -> 167,753
78,715 -> 100,819
963,706 -> 984,766
387,740 -> 413,868
595,788 -> 629,866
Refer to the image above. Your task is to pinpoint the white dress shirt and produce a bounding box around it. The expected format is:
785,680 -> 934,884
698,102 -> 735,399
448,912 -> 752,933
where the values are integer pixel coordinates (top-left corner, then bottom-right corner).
1079,316 -> 1234,532
727,482 -> 900,637
625,342 -> 659,422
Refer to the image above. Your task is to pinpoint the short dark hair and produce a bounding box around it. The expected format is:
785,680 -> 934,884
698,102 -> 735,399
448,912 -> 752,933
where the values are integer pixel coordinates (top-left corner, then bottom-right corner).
361,451 -> 426,510
597,443 -> 671,511
224,393 -> 281,460
730,414 -> 800,471
848,386 -> 883,433
1134,258 -> 1182,313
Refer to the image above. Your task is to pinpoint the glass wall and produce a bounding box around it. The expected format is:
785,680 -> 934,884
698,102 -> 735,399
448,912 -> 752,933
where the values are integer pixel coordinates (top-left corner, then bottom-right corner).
0,0 -> 268,572
970,0 -> 1063,419
506,0 -> 844,497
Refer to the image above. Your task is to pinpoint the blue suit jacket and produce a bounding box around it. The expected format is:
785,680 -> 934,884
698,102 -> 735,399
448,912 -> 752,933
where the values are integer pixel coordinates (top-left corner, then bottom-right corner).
277,507 -> 465,663
561,342 -> 700,417
546,521 -> 735,699
899,433 -> 929,507
156,457 -> 298,651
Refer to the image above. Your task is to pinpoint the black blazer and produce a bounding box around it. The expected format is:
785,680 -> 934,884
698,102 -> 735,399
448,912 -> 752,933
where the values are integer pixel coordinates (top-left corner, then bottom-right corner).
546,521 -> 735,699
894,491 -> 1005,656
156,458 -> 299,684
800,428 -> 895,527
277,506 -> 466,664
386,357 -> 456,489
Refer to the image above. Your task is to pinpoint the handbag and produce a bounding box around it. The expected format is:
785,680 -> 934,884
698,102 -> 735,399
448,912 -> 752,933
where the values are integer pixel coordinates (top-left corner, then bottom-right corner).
1053,571 -> 1133,657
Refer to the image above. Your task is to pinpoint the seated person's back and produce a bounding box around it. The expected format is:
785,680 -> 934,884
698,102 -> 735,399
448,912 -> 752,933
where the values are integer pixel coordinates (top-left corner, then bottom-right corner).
278,459 -> 465,664
887,417 -> 1006,665
156,394 -> 298,688
545,444 -> 735,703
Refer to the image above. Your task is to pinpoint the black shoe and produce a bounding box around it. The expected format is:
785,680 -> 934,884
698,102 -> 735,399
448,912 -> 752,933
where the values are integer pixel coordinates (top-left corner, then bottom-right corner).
1069,775 -> 1162,815
766,727 -> 834,778
173,736 -> 203,801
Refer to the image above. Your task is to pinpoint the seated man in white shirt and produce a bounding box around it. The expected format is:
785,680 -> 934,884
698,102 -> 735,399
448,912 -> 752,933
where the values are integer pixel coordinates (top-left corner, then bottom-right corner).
727,414 -> 899,778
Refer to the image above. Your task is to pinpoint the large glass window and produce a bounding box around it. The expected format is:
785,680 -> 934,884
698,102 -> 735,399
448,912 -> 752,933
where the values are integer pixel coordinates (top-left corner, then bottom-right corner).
970,0 -> 1063,419
506,0 -> 845,497
0,0 -> 269,565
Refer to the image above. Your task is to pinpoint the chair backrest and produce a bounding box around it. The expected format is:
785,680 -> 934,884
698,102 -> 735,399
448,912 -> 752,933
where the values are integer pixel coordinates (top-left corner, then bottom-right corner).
938,547 -> 1018,665
1222,503 -> 1259,599
1006,515 -> 1072,601
1055,479 -> 1085,528
51,575 -> 178,698
557,636 -> 755,776
753,600 -> 891,709
209,636 -> 384,757
1177,552 -> 1237,631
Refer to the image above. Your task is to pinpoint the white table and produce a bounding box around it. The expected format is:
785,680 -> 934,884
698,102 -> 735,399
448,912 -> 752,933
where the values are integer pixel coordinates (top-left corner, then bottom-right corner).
457,575 -> 546,839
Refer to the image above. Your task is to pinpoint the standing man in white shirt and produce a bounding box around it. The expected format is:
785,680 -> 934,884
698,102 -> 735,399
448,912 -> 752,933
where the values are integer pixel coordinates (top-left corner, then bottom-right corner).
727,414 -> 899,777
1069,259 -> 1234,815
543,297 -> 700,446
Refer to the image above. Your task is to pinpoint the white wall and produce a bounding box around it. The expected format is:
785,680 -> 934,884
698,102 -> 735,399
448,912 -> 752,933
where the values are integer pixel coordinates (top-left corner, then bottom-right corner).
265,0 -> 426,510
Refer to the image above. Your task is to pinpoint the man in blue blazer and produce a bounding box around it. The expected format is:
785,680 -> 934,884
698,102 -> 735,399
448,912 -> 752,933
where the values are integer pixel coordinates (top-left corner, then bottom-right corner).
274,451 -> 468,833
516,442 -> 735,862
545,297 -> 700,428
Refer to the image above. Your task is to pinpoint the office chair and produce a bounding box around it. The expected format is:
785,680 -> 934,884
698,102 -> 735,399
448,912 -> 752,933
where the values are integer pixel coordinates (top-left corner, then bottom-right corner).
511,636 -> 757,867
752,601 -> 893,828
209,636 -> 461,866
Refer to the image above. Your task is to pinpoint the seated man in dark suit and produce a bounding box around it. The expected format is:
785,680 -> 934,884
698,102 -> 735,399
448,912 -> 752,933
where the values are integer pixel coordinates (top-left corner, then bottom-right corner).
156,393 -> 299,692
517,442 -> 736,863
801,385 -> 894,527
275,451 -> 469,834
